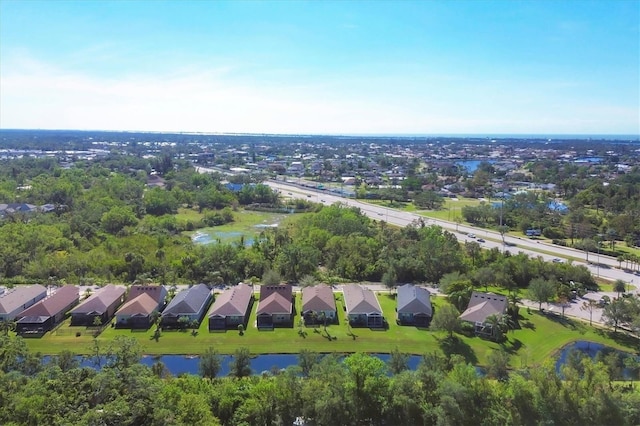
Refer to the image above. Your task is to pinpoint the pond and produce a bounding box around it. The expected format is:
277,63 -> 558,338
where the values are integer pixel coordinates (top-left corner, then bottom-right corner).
555,340 -> 638,378
455,160 -> 496,174
191,230 -> 254,246
45,353 -> 426,377
191,213 -> 287,246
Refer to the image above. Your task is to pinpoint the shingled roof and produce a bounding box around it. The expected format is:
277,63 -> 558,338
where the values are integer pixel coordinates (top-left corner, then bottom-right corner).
125,285 -> 166,303
397,284 -> 432,316
343,284 -> 382,315
256,285 -> 292,315
162,284 -> 211,317
70,285 -> 126,315
459,292 -> 508,324
302,285 -> 336,312
116,293 -> 159,316
209,283 -> 253,317
16,285 -> 79,318
0,285 -> 47,316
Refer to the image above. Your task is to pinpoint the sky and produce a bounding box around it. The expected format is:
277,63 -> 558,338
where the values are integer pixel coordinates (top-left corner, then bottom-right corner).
0,0 -> 638,136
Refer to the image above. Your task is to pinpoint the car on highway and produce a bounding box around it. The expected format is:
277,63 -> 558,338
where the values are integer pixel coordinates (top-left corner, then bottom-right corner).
552,258 -> 562,263
468,233 -> 476,238
477,238 -> 485,243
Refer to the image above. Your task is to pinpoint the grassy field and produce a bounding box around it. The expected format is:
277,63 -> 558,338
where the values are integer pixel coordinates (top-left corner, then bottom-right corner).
183,210 -> 292,244
418,196 -> 482,221
23,292 -> 637,368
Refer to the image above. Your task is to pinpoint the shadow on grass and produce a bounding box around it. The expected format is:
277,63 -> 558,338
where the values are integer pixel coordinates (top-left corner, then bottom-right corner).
521,321 -> 536,331
501,338 -> 523,355
594,328 -> 640,352
535,311 -> 586,333
437,335 -> 478,365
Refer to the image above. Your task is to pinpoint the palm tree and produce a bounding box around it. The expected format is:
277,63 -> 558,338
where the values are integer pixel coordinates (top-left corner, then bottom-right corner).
485,314 -> 508,342
0,319 -> 16,336
613,279 -> 626,298
581,299 -> 598,326
149,310 -> 161,328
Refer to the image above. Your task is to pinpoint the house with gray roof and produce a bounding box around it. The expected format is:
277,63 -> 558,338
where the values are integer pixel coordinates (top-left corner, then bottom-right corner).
459,292 -> 508,337
397,284 -> 432,327
16,285 -> 79,336
115,285 -> 167,329
256,284 -> 293,329
343,284 -> 384,328
0,284 -> 47,321
302,285 -> 336,325
69,285 -> 126,326
208,283 -> 254,331
161,284 -> 212,328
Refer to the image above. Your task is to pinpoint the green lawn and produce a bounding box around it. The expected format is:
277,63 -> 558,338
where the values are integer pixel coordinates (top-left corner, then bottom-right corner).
417,196 -> 482,221
23,292 -> 637,368
183,210 -> 291,244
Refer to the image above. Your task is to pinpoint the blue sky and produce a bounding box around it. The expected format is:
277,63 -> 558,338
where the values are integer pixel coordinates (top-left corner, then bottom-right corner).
1,0 -> 638,135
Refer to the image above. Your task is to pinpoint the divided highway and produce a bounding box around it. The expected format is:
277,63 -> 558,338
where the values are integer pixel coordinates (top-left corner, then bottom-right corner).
266,179 -> 640,291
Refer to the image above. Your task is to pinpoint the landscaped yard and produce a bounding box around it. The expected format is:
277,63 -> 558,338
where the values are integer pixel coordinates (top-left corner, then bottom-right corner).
23,291 -> 637,368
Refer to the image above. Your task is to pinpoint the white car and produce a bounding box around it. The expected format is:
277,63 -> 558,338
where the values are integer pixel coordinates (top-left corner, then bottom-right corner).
468,233 -> 476,238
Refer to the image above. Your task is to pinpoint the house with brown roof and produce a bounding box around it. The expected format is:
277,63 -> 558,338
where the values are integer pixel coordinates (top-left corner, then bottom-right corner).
115,285 -> 167,329
459,292 -> 508,337
302,285 -> 336,325
208,283 -> 254,331
0,284 -> 47,321
15,285 -> 79,336
69,285 -> 126,326
161,284 -> 212,328
343,284 -> 384,328
256,284 -> 293,329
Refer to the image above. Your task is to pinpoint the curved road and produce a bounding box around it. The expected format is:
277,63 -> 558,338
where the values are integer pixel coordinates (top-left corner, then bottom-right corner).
266,179 -> 640,291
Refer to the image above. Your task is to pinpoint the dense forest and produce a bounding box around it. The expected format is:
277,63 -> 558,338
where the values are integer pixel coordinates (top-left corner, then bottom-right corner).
0,335 -> 639,426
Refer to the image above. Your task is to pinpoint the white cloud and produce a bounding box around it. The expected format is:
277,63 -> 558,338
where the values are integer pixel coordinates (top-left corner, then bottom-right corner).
1,52 -> 637,135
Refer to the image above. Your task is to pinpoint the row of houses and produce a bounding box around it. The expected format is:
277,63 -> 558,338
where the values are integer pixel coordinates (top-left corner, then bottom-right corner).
209,283 -> 435,330
0,283 -> 507,337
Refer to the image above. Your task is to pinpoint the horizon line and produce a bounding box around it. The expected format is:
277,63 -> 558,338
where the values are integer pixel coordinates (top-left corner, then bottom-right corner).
1,128 -> 639,141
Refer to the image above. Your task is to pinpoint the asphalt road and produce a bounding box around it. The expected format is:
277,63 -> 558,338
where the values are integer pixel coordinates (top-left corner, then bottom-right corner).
266,179 -> 640,291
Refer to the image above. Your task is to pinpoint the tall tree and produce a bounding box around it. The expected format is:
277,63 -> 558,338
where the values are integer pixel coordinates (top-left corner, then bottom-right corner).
527,278 -> 557,310
613,279 -> 626,298
229,347 -> 252,378
602,298 -> 633,333
581,299 -> 599,326
431,304 -> 460,339
387,347 -> 410,375
199,347 -> 223,380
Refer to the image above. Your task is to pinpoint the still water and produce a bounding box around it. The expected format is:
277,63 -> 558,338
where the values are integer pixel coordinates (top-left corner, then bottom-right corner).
46,353 -> 425,376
